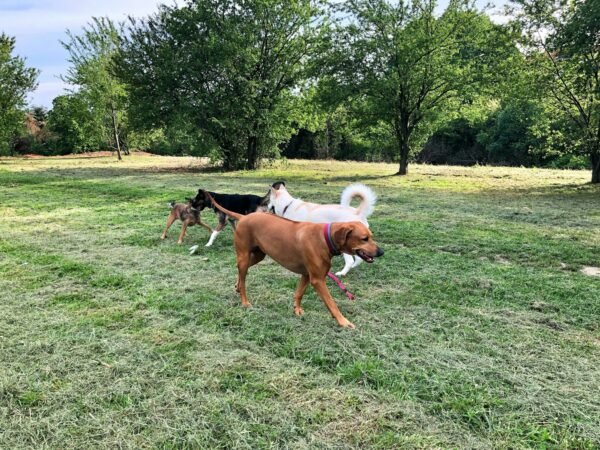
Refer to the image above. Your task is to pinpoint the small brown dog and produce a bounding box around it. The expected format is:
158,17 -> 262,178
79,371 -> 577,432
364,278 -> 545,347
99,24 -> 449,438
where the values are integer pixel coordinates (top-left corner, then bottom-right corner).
161,200 -> 213,244
206,193 -> 384,328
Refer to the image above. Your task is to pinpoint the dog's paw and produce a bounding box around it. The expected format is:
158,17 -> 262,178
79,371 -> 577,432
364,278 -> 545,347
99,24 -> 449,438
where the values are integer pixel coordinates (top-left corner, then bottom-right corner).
189,245 -> 199,255
294,307 -> 304,316
335,271 -> 347,277
338,318 -> 356,329
204,242 -> 213,247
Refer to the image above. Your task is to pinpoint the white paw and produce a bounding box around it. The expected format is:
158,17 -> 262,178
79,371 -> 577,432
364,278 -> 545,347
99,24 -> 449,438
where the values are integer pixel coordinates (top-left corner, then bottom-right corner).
189,245 -> 199,255
204,242 -> 213,247
335,271 -> 347,277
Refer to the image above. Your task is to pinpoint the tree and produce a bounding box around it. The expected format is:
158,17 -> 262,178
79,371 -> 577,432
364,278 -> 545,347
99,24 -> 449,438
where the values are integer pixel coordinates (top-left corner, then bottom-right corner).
62,17 -> 128,160
509,0 -> 600,183
326,0 -> 515,175
0,34 -> 38,155
119,0 -> 327,170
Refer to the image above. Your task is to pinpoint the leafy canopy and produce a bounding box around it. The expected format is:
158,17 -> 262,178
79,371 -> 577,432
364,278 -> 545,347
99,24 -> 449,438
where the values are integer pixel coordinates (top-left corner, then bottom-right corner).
119,0 -> 328,169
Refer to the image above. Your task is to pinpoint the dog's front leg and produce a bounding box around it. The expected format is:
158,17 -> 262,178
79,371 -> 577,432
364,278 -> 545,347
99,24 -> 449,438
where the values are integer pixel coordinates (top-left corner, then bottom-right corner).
293,274 -> 309,316
205,218 -> 227,247
335,253 -> 356,277
310,277 -> 355,328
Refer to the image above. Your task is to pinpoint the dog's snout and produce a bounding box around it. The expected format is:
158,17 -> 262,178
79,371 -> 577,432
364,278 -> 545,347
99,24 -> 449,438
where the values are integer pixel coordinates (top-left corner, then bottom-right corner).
376,247 -> 384,257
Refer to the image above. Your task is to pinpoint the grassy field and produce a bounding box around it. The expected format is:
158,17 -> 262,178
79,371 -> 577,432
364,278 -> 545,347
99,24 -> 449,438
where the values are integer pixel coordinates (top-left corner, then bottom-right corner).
0,154 -> 599,449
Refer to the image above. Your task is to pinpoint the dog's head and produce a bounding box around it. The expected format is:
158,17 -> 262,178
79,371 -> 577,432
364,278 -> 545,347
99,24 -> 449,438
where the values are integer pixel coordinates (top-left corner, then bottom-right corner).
191,189 -> 211,210
268,181 -> 291,214
332,222 -> 384,263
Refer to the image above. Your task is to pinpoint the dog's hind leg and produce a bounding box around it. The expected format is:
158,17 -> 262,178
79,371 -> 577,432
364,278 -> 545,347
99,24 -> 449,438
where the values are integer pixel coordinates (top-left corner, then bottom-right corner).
235,248 -> 265,303
351,256 -> 363,269
335,253 -> 356,277
235,254 -> 252,307
293,274 -> 309,316
310,276 -> 355,328
197,220 -> 213,234
205,214 -> 227,247
161,212 -> 177,240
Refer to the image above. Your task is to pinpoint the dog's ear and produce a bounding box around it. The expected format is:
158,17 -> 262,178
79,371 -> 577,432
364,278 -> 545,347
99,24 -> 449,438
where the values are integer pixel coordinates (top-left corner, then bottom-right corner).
332,223 -> 353,250
272,181 -> 285,190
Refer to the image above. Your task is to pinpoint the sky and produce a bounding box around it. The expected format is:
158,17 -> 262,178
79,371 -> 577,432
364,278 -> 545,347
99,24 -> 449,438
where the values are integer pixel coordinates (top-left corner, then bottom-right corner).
0,0 -> 178,108
1,0 -> 506,109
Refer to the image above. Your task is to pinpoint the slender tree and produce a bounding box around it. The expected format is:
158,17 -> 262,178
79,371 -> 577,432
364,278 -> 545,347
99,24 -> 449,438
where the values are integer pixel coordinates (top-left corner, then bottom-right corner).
61,17 -> 128,160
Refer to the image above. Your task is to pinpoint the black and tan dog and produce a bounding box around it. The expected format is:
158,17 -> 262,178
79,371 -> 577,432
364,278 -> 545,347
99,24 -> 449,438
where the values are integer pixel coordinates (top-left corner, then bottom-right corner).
206,193 -> 384,328
189,189 -> 269,250
160,200 -> 213,244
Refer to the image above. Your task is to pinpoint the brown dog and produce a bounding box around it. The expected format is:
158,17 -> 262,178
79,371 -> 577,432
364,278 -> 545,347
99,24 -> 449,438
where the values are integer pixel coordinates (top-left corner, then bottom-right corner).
161,200 -> 213,244
206,193 -> 384,328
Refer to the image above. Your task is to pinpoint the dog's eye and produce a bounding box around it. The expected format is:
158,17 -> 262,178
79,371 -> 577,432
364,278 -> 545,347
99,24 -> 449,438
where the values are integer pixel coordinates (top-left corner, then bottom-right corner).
362,237 -> 369,242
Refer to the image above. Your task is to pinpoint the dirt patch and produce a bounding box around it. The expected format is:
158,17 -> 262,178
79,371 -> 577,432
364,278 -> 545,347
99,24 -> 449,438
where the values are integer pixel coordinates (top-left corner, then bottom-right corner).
19,151 -> 156,159
580,266 -> 600,277
529,301 -> 560,313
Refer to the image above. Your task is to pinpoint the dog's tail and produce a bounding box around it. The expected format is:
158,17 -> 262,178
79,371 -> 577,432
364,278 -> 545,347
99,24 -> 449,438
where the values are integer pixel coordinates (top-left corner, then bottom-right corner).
168,201 -> 176,209
340,184 -> 376,219
205,192 -> 244,220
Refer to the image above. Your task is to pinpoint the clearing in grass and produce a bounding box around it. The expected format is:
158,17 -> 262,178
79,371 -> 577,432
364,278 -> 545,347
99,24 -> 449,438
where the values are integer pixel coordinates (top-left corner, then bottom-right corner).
0,154 -> 598,448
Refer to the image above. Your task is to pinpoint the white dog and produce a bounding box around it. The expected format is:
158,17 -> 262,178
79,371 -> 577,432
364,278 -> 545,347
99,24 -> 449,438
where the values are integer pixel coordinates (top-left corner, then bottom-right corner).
267,181 -> 377,276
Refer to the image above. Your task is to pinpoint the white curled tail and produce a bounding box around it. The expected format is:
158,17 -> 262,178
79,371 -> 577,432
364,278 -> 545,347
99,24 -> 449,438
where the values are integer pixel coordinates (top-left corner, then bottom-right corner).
340,183 -> 376,219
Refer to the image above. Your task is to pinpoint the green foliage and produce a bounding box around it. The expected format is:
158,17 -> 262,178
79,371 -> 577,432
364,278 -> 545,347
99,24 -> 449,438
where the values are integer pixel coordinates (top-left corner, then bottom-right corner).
418,99 -> 592,168
0,34 -> 38,155
46,94 -> 105,153
119,0 -> 327,170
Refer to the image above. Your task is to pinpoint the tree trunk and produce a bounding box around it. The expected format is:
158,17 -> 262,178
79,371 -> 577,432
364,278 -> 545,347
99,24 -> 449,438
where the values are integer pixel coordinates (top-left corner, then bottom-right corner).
394,120 -> 411,176
246,135 -> 258,170
592,152 -> 600,184
397,143 -> 409,175
110,103 -> 122,161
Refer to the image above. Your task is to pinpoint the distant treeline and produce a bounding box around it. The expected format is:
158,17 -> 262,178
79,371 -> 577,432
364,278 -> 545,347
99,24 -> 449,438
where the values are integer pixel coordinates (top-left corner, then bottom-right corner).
1,0 -> 598,182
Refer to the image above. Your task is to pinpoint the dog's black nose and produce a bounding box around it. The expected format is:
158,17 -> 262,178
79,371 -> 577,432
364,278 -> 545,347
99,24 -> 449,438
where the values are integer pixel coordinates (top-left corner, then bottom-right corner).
376,247 -> 384,257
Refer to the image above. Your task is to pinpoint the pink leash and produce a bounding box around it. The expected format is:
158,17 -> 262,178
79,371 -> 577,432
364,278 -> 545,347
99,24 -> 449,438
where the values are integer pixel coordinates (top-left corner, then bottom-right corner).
327,272 -> 355,300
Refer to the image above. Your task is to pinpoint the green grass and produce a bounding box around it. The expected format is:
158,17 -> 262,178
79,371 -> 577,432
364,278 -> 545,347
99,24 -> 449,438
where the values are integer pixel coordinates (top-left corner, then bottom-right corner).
0,154 -> 599,449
